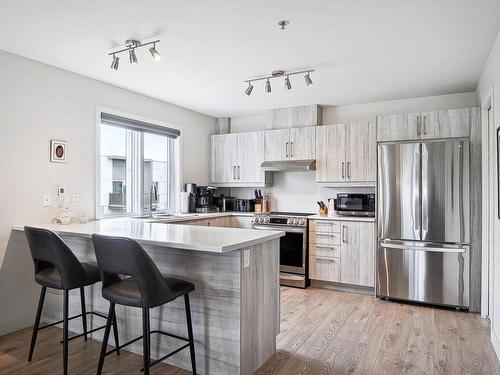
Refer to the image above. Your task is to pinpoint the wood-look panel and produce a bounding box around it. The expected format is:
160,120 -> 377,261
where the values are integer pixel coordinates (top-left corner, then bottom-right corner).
309,256 -> 341,282
266,105 -> 322,129
377,113 -> 420,142
309,220 -> 341,234
39,235 -> 279,375
240,240 -> 280,374
311,232 -> 341,246
315,124 -> 346,182
237,131 -> 265,183
345,121 -> 377,182
265,129 -> 288,161
469,107 -> 482,313
340,222 -> 375,287
308,243 -> 341,258
427,108 -> 470,139
288,126 -> 316,160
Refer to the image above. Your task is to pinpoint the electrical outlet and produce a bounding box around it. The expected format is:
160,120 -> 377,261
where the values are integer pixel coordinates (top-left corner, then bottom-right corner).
72,193 -> 80,206
43,194 -> 51,207
243,249 -> 250,268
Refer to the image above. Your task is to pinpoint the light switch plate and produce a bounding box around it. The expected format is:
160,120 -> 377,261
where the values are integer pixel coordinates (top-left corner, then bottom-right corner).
43,194 -> 51,207
243,249 -> 250,268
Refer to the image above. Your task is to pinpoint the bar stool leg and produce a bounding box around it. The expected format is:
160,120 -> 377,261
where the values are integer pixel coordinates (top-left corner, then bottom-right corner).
142,307 -> 150,375
111,305 -> 120,355
28,286 -> 46,361
96,303 -> 114,375
184,294 -> 197,375
80,287 -> 88,341
63,290 -> 69,375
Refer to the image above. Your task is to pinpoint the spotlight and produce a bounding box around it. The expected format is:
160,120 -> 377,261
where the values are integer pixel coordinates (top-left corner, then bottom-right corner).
265,79 -> 271,93
129,48 -> 138,64
304,72 -> 313,87
110,55 -> 119,70
149,43 -> 162,61
245,82 -> 254,96
284,76 -> 292,90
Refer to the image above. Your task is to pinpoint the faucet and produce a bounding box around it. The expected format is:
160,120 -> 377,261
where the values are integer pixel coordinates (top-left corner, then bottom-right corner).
149,184 -> 158,217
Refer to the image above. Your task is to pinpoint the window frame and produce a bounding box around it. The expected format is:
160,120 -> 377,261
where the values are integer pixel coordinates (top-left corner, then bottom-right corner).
95,107 -> 183,219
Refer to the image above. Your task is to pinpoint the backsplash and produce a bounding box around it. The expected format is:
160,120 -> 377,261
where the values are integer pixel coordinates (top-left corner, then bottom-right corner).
229,171 -> 375,213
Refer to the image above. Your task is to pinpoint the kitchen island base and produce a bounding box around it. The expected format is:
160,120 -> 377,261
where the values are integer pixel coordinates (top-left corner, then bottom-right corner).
37,235 -> 280,375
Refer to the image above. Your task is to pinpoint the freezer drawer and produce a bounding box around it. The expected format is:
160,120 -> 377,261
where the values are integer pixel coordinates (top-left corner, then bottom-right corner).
377,240 -> 469,308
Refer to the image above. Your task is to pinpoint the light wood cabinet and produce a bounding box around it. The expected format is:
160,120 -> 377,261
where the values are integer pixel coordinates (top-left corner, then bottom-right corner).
265,126 -> 316,161
377,108 -> 471,142
210,131 -> 271,187
316,122 -> 376,183
309,219 -> 375,288
339,222 -> 375,287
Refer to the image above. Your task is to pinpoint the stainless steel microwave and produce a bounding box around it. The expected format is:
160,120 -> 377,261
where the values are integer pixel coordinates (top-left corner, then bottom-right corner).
335,193 -> 375,217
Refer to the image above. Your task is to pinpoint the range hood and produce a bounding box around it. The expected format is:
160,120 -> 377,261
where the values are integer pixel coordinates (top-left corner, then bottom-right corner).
260,159 -> 316,172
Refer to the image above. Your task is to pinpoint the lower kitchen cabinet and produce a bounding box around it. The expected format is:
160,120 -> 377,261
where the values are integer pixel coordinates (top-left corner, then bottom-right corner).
309,219 -> 375,288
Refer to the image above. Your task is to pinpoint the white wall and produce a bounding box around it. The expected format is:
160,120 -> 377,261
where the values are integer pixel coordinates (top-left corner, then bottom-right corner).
0,50 -> 215,334
229,92 -> 478,212
477,29 -> 500,358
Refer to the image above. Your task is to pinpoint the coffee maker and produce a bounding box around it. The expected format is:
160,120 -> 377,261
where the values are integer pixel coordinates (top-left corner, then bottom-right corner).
184,183 -> 197,213
195,186 -> 218,213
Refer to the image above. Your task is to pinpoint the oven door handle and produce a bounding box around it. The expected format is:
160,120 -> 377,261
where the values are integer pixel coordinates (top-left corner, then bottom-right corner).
252,224 -> 307,233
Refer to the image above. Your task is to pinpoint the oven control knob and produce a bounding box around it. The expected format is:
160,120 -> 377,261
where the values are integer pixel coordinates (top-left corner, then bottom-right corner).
299,219 -> 306,225
287,218 -> 292,225
264,217 -> 270,224
258,217 -> 264,224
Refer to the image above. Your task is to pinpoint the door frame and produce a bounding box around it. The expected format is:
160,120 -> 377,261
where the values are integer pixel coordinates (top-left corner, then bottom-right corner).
481,85 -> 495,318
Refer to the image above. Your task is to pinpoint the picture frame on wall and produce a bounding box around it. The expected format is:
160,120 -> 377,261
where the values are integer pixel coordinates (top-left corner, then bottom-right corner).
50,140 -> 67,163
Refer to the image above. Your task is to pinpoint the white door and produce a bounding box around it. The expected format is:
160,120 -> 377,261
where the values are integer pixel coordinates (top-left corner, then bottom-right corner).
265,129 -> 289,161
289,126 -> 316,160
345,121 -> 377,182
316,124 -> 346,182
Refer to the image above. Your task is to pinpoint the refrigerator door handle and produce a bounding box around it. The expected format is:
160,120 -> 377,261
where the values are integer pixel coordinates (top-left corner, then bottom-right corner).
413,144 -> 421,239
380,242 -> 467,253
421,143 -> 428,238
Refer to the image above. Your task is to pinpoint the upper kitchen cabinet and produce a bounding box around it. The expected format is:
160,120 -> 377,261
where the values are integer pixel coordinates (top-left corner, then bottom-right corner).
377,108 -> 472,142
209,131 -> 272,187
316,122 -> 376,184
264,126 -> 316,161
266,105 -> 322,129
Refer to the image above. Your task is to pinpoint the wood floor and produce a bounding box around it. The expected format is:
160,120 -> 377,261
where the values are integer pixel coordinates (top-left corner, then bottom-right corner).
1,287 -> 499,374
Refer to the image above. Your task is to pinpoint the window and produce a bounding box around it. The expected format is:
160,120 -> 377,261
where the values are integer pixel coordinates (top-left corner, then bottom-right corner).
98,112 -> 180,218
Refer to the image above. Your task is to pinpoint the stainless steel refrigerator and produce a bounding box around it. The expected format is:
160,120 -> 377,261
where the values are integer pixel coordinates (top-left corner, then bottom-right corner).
377,139 -> 470,308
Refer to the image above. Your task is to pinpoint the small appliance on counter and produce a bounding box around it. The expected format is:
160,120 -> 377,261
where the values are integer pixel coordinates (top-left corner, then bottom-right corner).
215,195 -> 236,212
195,185 -> 218,213
235,199 -> 255,212
334,193 -> 375,217
184,183 -> 197,213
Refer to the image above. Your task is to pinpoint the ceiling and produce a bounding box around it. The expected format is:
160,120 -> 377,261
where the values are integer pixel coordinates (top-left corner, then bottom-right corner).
0,0 -> 499,118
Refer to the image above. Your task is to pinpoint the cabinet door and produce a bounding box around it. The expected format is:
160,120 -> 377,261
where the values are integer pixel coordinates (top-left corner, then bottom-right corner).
309,256 -> 341,282
237,131 -> 265,183
345,121 -> 377,182
377,113 -> 420,141
340,222 -> 375,287
419,111 -> 439,139
211,133 -> 238,183
231,216 -> 252,229
315,124 -> 346,182
289,126 -> 316,160
265,129 -> 289,161
429,109 -> 470,138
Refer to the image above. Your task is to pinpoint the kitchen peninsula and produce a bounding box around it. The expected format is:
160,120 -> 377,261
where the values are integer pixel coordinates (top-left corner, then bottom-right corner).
12,217 -> 284,375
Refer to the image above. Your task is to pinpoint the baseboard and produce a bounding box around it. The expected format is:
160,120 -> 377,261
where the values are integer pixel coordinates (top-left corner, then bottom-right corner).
0,313 -> 33,336
311,280 -> 375,296
491,326 -> 500,362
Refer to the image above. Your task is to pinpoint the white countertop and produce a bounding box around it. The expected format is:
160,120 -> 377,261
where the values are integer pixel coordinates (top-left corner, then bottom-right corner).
308,214 -> 376,222
12,215 -> 284,253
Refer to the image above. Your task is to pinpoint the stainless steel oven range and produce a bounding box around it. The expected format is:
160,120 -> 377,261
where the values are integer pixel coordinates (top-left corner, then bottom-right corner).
252,212 -> 313,288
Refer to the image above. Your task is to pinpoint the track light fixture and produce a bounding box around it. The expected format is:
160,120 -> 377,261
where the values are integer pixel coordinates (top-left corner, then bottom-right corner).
245,82 -> 254,96
108,39 -> 161,70
243,69 -> 314,95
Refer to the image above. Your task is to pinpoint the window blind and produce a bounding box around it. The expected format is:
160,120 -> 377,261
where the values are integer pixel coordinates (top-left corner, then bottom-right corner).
101,112 -> 181,139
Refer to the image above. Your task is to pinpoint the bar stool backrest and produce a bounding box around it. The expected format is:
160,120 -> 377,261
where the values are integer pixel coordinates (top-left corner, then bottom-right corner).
91,234 -> 173,307
24,226 -> 90,290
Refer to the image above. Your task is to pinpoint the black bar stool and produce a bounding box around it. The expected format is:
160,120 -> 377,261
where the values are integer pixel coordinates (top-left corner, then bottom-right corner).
91,234 -> 197,375
24,226 -> 120,375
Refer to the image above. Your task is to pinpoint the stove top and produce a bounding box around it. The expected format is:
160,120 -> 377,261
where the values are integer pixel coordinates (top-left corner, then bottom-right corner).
253,211 -> 315,227
268,211 -> 315,217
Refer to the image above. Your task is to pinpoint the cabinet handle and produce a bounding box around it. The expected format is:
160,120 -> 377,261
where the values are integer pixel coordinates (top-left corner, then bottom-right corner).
417,116 -> 421,136
286,142 -> 289,158
237,165 -> 240,179
342,162 -> 345,179
347,162 -> 351,179
422,116 -> 426,135
316,257 -> 336,262
233,165 -> 236,180
342,225 -> 347,243
291,142 -> 294,158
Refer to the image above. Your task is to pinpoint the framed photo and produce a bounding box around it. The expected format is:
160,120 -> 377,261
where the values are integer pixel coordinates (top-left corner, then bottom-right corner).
50,140 -> 67,163
498,128 -> 500,218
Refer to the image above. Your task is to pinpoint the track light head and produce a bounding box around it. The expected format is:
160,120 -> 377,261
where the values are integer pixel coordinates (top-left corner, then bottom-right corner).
245,82 -> 254,96
265,79 -> 272,93
149,43 -> 162,61
110,55 -> 119,70
304,72 -> 313,87
129,48 -> 138,64
284,76 -> 292,90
